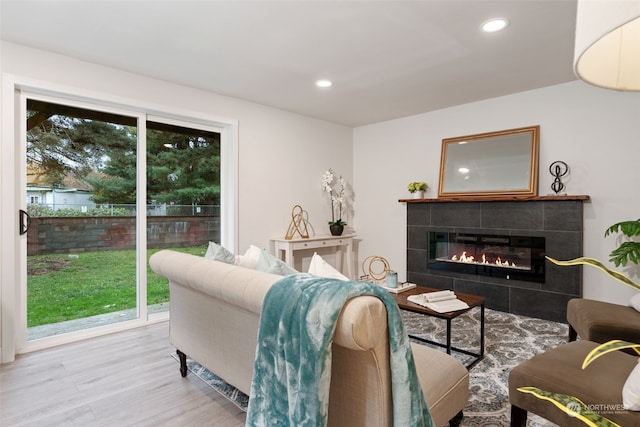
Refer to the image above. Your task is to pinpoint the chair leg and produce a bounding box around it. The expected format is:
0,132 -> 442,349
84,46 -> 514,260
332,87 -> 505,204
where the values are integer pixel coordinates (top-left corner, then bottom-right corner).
510,405 -> 527,427
177,349 -> 188,377
568,325 -> 577,342
448,410 -> 463,427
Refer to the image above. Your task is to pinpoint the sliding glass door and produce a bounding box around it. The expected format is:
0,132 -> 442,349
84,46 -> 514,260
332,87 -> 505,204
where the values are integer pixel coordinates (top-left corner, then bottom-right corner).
145,119 -> 222,315
25,98 -> 141,340
22,96 -> 221,344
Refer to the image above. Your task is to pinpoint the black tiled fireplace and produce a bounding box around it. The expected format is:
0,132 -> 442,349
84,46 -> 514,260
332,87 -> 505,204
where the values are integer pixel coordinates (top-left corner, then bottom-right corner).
405,197 -> 588,322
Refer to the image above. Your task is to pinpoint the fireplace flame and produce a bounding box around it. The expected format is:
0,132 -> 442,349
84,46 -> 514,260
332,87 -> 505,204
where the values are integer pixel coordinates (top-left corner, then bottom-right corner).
451,251 -> 516,267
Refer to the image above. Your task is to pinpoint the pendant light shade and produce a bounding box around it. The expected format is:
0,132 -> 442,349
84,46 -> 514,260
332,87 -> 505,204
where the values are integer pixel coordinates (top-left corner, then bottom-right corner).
574,0 -> 640,91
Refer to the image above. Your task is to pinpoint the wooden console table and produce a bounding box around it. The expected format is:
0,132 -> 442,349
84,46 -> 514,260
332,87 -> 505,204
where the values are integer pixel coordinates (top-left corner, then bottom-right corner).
271,234 -> 356,279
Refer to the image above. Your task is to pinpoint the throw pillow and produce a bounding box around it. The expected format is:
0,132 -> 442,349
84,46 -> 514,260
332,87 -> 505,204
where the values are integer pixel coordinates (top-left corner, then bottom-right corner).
630,293 -> 640,312
236,245 -> 263,269
623,360 -> 640,411
308,252 -> 348,281
255,250 -> 299,276
204,241 -> 236,264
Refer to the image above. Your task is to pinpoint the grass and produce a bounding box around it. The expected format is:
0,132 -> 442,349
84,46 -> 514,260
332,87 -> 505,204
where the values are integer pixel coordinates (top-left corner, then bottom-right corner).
27,245 -> 208,327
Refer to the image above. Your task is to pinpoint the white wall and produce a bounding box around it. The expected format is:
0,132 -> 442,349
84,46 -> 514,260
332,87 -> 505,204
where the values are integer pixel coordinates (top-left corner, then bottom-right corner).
354,81 -> 640,306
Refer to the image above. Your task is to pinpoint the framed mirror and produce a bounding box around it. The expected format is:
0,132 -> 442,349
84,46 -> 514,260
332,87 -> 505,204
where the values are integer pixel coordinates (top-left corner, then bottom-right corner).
438,125 -> 540,198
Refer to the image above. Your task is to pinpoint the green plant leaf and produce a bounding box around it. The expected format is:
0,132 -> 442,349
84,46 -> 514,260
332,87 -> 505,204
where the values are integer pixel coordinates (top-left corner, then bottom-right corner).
605,219 -> 640,238
608,241 -> 640,267
546,256 -> 640,291
517,387 -> 620,427
582,340 -> 640,369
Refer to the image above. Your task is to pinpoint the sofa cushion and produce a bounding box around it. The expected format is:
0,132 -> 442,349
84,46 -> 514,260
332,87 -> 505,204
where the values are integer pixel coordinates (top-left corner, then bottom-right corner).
236,244 -> 263,269
255,249 -> 299,276
630,293 -> 640,312
308,252 -> 348,281
624,361 -> 640,411
204,241 -> 236,264
411,343 -> 469,426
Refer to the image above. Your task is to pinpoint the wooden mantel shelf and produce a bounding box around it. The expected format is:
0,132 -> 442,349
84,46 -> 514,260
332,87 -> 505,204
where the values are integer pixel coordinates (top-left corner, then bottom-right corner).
398,195 -> 590,203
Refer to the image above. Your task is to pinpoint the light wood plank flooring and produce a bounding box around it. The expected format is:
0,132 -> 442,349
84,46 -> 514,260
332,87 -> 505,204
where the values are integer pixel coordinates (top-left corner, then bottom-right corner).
0,322 -> 247,426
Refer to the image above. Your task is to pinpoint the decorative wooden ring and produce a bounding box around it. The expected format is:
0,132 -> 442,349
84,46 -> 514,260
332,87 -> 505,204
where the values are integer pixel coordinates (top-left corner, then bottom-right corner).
362,255 -> 390,281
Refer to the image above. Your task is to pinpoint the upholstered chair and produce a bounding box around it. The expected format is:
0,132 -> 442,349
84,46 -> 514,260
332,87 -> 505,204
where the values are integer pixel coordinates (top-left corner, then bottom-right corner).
566,298 -> 640,344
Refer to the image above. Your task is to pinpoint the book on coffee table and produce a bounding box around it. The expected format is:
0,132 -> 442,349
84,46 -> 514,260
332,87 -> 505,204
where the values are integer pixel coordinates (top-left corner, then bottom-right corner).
407,291 -> 470,313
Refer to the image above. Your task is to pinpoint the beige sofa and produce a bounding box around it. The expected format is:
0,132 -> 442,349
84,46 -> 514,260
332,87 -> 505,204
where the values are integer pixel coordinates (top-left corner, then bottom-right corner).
149,250 -> 469,427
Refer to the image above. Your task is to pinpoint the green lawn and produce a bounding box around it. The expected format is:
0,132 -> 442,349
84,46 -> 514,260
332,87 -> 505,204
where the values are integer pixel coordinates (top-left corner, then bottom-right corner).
27,245 -> 207,327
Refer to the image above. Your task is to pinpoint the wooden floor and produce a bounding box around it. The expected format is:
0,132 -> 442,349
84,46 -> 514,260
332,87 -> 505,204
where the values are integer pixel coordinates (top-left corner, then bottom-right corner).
0,322 -> 247,426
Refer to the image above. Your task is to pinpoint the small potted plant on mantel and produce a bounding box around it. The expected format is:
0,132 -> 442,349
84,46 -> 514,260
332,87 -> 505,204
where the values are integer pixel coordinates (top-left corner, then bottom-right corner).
407,181 -> 428,199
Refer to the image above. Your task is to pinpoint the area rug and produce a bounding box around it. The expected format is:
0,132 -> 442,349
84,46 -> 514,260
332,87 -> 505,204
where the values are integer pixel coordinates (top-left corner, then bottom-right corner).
175,307 -> 566,426
175,355 -> 250,411
402,307 -> 566,426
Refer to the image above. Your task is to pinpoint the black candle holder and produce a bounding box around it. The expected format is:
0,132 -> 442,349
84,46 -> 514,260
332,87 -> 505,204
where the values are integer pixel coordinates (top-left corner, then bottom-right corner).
549,161 -> 569,195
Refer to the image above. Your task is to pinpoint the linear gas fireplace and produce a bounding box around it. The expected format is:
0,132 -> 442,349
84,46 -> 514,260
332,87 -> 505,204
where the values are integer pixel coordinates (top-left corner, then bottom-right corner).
404,197 -> 588,322
428,232 -> 545,283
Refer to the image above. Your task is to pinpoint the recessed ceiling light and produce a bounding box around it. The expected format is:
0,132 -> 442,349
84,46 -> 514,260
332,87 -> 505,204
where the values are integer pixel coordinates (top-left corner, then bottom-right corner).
316,79 -> 333,88
481,18 -> 509,33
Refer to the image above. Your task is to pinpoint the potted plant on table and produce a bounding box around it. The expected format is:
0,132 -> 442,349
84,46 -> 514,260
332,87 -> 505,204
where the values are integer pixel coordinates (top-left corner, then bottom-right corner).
322,169 -> 347,236
407,181 -> 428,199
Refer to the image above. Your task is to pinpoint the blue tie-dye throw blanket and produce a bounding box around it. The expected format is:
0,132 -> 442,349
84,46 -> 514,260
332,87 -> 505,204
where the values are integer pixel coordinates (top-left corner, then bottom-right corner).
245,274 -> 434,427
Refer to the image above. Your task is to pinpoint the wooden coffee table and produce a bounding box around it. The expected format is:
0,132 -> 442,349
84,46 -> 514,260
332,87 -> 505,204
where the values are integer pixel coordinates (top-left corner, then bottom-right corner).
393,285 -> 485,369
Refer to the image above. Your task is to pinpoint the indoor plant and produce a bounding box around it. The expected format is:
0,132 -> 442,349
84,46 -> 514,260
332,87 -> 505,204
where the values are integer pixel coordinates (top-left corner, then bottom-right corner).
407,181 -> 428,199
321,169 -> 347,235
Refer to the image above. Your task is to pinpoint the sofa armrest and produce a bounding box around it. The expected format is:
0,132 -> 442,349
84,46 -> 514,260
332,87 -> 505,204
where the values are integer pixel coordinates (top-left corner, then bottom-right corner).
334,296 -> 388,350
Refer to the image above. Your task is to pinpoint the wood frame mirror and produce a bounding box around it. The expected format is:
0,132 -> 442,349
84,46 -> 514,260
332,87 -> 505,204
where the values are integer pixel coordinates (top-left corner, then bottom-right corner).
438,125 -> 540,198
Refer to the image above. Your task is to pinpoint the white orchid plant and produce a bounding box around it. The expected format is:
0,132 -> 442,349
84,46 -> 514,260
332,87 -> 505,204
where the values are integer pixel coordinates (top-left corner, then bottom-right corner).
321,169 -> 347,226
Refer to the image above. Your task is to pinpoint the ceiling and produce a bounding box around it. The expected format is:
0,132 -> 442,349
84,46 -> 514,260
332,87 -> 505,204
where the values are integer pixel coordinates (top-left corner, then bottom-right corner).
0,0 -> 578,127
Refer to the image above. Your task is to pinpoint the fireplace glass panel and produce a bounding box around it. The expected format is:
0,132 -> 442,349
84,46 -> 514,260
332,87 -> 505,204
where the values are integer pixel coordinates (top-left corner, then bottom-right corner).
428,232 -> 545,283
